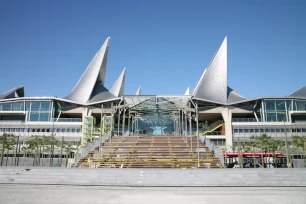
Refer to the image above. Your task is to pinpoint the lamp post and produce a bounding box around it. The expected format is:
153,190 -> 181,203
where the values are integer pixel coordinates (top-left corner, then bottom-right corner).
284,120 -> 292,168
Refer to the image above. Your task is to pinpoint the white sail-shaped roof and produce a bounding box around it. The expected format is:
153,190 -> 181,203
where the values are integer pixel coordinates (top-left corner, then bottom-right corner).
110,68 -> 126,97
135,86 -> 141,95
66,37 -> 110,104
227,87 -> 246,103
184,87 -> 190,95
193,37 -> 228,104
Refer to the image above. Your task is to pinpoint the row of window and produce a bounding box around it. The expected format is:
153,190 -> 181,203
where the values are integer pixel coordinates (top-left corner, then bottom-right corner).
233,128 -> 306,133
0,128 -> 81,133
0,101 -> 52,112
210,139 -> 226,146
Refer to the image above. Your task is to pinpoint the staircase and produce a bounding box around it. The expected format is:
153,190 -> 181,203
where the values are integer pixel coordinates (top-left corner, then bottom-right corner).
77,135 -> 222,168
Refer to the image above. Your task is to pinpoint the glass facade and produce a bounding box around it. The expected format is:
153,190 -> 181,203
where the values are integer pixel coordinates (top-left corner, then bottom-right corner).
26,101 -> 52,122
0,128 -> 81,133
0,100 -> 53,122
263,100 -> 290,122
294,100 -> 306,111
0,101 -> 24,111
233,99 -> 306,123
136,111 -> 175,134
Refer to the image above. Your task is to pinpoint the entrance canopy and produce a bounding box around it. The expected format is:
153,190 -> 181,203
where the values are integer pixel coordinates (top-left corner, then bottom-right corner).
124,95 -> 191,113
123,95 -> 194,135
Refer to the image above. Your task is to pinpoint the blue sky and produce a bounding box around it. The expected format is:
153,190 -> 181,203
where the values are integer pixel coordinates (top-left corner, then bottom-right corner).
0,0 -> 305,98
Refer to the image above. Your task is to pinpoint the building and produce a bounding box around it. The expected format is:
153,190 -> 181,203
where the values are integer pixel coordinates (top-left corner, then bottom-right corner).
1,36 -> 306,147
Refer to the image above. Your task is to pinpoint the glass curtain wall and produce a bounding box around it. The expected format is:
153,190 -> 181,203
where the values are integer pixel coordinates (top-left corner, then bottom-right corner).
262,99 -> 306,122
263,100 -> 290,122
137,111 -> 175,135
0,101 -> 24,111
26,101 -> 53,122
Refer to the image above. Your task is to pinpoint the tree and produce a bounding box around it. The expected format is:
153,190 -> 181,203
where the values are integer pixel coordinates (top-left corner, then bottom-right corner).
63,141 -> 74,167
0,134 -> 5,166
267,138 -> 283,168
250,134 -> 272,168
26,135 -> 43,166
2,134 -> 17,166
292,135 -> 306,167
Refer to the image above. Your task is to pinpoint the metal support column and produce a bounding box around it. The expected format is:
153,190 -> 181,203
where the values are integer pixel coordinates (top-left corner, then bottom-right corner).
189,111 -> 192,152
178,111 -> 181,135
98,104 -> 103,166
122,107 -> 126,136
195,102 -> 200,167
118,108 -> 120,136
128,108 -> 130,135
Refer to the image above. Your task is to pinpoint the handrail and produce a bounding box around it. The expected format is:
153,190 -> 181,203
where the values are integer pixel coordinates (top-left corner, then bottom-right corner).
203,123 -> 224,135
232,118 -> 261,122
74,131 -> 111,166
208,120 -> 224,130
52,118 -> 82,122
199,135 -> 224,167
204,131 -> 225,136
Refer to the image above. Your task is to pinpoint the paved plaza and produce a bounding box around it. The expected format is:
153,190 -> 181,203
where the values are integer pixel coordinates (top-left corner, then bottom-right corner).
0,184 -> 305,204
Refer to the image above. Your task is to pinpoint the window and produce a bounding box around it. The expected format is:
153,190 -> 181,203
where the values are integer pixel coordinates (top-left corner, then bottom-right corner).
29,112 -> 39,121
71,129 -> 76,132
61,128 -> 66,132
2,103 -> 11,111
12,102 -> 22,111
39,113 -> 49,121
40,101 -> 51,111
31,102 -> 40,111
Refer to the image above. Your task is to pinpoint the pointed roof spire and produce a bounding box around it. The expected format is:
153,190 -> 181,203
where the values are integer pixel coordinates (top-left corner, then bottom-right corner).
110,67 -> 126,97
193,36 -> 228,104
289,86 -> 306,98
0,85 -> 24,99
192,69 -> 207,96
184,87 -> 190,95
135,86 -> 141,95
65,37 -> 110,104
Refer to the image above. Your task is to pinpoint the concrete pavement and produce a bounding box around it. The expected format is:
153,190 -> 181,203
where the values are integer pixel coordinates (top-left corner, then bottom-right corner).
0,184 -> 305,204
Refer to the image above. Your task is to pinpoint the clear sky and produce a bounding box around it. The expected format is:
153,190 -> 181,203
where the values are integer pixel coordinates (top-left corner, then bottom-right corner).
0,0 -> 305,99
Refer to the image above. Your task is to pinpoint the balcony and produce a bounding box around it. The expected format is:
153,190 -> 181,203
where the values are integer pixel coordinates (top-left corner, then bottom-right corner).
52,118 -> 82,122
232,118 -> 262,122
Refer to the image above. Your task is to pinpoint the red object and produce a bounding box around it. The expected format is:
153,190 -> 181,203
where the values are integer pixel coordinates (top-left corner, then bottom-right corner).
223,152 -> 283,157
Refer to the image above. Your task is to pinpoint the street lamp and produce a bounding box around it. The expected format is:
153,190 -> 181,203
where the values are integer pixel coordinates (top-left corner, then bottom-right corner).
284,120 -> 292,168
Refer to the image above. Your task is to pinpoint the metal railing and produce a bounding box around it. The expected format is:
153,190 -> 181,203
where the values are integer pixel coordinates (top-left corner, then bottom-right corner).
74,131 -> 111,165
204,131 -> 225,136
0,120 -> 24,124
52,118 -> 82,122
232,118 -> 262,122
200,135 -> 225,167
